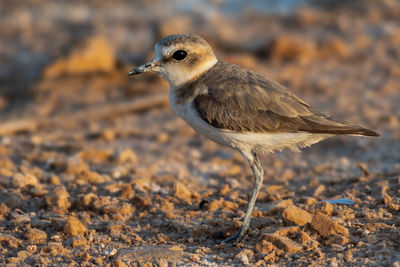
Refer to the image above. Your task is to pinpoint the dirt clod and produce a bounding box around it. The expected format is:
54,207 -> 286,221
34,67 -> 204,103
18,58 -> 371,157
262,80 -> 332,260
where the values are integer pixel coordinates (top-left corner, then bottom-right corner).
44,35 -> 115,77
264,233 -> 303,253
282,205 -> 312,226
64,217 -> 88,237
318,202 -> 334,216
310,212 -> 349,238
26,228 -> 47,244
46,186 -> 70,211
12,173 -> 39,188
112,259 -> 128,267
75,170 -> 107,185
173,182 -> 191,203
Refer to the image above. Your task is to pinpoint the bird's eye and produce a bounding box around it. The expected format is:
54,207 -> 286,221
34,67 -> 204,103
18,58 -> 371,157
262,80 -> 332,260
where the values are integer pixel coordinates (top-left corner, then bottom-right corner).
172,50 -> 187,61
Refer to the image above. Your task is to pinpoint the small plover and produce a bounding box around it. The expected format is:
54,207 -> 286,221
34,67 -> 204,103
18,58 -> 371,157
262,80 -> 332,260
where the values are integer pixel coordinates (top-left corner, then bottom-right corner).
128,33 -> 378,243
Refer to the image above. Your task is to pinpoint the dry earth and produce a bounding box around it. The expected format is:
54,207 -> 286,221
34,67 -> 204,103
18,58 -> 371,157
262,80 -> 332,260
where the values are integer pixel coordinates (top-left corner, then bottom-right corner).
0,0 -> 400,266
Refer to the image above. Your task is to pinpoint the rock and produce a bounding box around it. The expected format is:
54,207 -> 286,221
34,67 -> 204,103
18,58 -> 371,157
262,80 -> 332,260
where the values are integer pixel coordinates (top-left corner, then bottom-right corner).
222,200 -> 239,211
219,164 -> 242,177
102,129 -> 116,141
94,257 -> 103,265
301,197 -> 316,205
116,246 -> 184,263
265,185 -> 284,195
109,222 -> 124,233
30,218 -> 51,228
103,203 -> 135,220
0,167 -> 13,177
75,170 -> 107,185
310,212 -> 348,238
345,250 -> 353,262
326,234 -> 349,245
0,157 -> 14,170
299,231 -> 312,245
29,185 -> 48,197
16,250 -> 31,261
282,205 -> 312,226
83,253 -> 91,262
7,257 -> 21,264
281,169 -> 296,180
267,199 -> 294,214
173,182 -> 191,202
26,228 -> 47,244
46,186 -> 70,210
11,212 -> 30,224
82,192 -> 98,207
117,149 -> 138,164
41,242 -> 66,255
92,196 -> 113,210
119,184 -> 135,201
0,234 -> 22,249
160,199 -> 175,219
69,235 -> 87,247
255,240 -> 274,253
11,173 -> 39,188
235,249 -> 254,265
318,202 -> 334,216
264,233 -> 303,253
263,251 -> 276,262
270,226 -> 301,237
64,216 -> 88,236
269,35 -> 316,64
78,148 -> 113,164
44,35 -> 115,77
218,184 -> 230,196
0,202 -> 10,219
319,38 -> 351,59
66,160 -> 89,175
313,184 -> 325,196
156,133 -> 169,143
208,198 -> 223,212
112,259 -> 128,267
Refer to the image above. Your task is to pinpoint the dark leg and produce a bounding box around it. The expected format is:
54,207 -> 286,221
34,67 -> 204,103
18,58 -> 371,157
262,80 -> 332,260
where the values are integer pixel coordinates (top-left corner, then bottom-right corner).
219,149 -> 264,243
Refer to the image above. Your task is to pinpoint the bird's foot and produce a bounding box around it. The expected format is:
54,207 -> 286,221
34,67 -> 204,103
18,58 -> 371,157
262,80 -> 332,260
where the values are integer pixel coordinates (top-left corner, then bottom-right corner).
215,226 -> 245,245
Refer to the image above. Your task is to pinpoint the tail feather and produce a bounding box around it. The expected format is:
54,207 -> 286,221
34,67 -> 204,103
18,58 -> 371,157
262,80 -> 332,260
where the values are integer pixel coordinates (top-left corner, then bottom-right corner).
346,126 -> 379,137
301,117 -> 379,137
312,126 -> 380,137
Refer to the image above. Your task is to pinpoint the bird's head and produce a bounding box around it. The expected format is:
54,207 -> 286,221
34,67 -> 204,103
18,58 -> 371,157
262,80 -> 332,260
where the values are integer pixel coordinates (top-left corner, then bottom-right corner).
128,33 -> 218,87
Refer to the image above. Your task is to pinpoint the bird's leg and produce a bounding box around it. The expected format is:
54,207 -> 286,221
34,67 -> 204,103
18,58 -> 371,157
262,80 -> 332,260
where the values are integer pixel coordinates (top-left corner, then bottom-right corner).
219,150 -> 264,243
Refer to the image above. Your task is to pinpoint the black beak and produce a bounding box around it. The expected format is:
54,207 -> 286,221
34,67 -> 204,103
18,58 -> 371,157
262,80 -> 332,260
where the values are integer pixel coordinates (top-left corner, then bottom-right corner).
128,61 -> 159,76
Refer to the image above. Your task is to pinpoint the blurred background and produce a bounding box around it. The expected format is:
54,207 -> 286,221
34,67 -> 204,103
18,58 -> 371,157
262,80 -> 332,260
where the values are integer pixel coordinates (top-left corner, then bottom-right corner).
0,0 -> 399,124
1,0 -> 399,172
0,0 -> 400,265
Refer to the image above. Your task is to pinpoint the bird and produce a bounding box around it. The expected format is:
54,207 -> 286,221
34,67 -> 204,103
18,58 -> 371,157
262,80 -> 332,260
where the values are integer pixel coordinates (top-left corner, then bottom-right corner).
128,33 -> 379,243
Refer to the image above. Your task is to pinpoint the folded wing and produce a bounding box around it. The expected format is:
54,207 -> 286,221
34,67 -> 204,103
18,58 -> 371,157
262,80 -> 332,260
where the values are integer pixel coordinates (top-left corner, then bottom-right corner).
193,62 -> 378,137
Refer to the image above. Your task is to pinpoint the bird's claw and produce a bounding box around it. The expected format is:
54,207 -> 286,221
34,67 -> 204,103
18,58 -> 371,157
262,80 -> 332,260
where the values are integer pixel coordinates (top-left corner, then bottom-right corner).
215,227 -> 244,245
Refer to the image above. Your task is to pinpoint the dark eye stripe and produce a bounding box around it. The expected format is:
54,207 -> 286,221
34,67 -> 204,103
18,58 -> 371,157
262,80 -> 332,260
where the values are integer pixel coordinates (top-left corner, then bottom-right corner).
172,50 -> 187,61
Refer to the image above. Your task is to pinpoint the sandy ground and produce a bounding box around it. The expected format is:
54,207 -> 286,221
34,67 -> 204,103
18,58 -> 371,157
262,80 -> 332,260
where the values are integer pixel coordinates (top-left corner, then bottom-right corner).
0,0 -> 400,266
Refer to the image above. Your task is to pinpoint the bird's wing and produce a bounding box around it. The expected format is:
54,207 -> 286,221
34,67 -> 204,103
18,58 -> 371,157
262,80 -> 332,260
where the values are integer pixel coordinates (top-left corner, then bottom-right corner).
192,62 -> 378,136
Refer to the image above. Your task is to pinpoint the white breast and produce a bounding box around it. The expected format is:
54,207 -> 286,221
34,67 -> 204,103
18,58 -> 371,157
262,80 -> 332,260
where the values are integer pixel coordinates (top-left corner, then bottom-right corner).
169,90 -> 234,146
169,90 -> 332,153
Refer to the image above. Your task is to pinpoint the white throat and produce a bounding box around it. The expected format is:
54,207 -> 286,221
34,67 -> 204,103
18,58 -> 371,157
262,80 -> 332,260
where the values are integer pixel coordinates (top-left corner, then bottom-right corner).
164,57 -> 218,88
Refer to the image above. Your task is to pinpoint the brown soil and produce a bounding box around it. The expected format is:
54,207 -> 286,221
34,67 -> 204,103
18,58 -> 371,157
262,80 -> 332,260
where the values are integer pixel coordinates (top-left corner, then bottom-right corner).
0,0 -> 399,266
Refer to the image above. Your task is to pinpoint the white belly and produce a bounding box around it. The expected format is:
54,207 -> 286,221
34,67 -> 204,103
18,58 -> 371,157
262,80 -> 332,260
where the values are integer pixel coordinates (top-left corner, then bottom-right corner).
169,91 -> 332,153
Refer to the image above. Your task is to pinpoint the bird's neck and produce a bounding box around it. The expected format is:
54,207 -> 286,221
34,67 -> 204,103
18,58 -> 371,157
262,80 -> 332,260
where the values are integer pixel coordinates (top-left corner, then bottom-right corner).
168,58 -> 218,88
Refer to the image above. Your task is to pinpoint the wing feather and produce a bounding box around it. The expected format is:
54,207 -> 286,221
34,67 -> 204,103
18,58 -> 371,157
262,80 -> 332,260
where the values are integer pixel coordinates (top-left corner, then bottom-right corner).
191,61 -> 378,136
